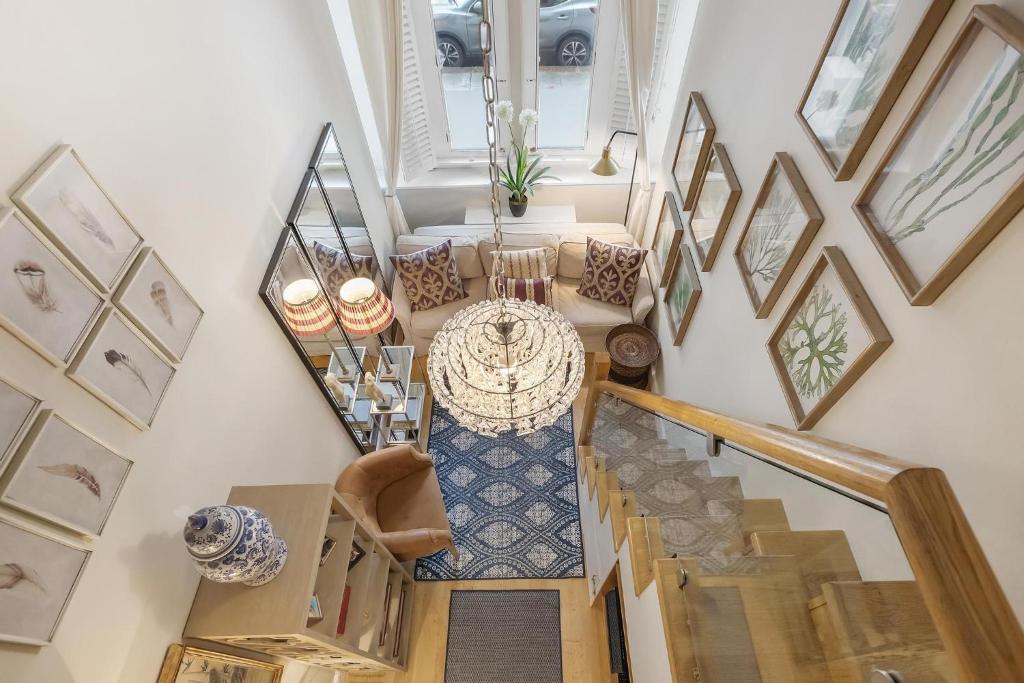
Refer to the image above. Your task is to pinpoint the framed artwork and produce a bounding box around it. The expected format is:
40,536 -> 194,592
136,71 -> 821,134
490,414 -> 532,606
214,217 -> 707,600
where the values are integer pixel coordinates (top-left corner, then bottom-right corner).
0,410 -> 131,536
113,248 -> 203,362
664,243 -> 702,346
767,247 -> 892,430
650,191 -> 684,287
66,308 -> 176,430
854,5 -> 1024,305
734,153 -> 824,319
0,377 -> 42,477
156,644 -> 283,683
687,142 -> 742,271
0,517 -> 90,646
797,0 -> 952,180
0,207 -> 105,367
349,541 -> 367,571
671,92 -> 716,210
12,145 -> 143,293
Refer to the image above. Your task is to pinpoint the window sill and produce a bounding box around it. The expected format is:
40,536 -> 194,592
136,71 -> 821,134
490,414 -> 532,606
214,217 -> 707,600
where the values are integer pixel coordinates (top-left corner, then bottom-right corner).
399,159 -> 635,190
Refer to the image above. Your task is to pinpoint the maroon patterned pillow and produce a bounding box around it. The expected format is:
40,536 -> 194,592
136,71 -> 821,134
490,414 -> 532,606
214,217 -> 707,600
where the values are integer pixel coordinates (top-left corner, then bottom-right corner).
389,239 -> 467,312
576,237 -> 647,307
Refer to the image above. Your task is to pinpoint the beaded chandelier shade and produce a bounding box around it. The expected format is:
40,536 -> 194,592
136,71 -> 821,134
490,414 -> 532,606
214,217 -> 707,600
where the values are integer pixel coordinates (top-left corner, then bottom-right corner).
337,277 -> 395,337
281,278 -> 335,337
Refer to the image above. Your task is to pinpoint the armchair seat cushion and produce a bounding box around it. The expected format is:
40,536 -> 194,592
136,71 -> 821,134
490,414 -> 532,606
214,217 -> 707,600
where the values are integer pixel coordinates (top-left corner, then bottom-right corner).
377,467 -> 449,533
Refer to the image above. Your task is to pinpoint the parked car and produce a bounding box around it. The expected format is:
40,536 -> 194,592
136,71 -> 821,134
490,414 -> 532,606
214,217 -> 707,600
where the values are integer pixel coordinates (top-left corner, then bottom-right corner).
432,0 -> 597,68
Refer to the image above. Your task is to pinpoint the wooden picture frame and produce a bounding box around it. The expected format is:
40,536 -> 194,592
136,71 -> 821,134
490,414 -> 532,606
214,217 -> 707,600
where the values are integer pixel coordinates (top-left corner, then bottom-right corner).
687,142 -> 742,271
156,644 -> 283,683
767,246 -> 892,430
0,377 -> 42,478
796,0 -> 953,180
853,5 -> 1024,305
671,92 -> 716,210
734,153 -> 824,319
651,191 -> 684,288
664,243 -> 702,346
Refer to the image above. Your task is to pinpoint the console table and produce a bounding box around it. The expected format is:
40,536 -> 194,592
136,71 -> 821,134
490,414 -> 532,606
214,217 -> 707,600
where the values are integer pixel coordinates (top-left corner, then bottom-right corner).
464,204 -> 576,224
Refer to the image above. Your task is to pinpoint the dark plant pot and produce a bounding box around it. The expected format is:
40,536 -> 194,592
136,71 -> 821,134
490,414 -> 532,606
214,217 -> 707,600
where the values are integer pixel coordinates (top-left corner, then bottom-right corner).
508,196 -> 528,217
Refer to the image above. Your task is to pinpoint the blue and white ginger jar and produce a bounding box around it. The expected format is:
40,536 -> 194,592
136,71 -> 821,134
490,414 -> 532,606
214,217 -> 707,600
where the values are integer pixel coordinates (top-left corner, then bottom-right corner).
183,505 -> 288,587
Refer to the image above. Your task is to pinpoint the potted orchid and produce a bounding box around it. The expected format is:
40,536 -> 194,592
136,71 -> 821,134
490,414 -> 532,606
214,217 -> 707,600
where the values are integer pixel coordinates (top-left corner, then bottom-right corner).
495,101 -> 559,217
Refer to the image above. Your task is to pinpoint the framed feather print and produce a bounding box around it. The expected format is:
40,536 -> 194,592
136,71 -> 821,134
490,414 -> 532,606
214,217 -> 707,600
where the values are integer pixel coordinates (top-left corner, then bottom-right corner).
67,308 -> 176,430
0,516 -> 90,646
0,378 -> 42,478
0,207 -> 105,367
12,145 -> 143,293
0,410 -> 131,537
113,248 -> 203,362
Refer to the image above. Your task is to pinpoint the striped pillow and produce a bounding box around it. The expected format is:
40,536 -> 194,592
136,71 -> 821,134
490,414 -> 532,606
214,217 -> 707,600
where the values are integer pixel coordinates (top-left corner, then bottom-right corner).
492,248 -> 549,279
488,276 -> 554,307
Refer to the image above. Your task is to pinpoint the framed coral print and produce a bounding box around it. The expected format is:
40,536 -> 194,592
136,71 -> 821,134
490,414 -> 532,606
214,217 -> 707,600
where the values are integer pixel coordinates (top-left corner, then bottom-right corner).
156,644 -> 283,683
67,308 -> 176,430
113,248 -> 203,362
0,410 -> 131,536
664,244 -> 702,346
854,5 -> 1024,305
0,207 -> 105,367
687,142 -> 742,271
735,153 -> 824,319
12,145 -> 143,293
0,516 -> 90,646
651,191 -> 684,287
767,247 -> 891,430
797,0 -> 952,180
671,92 -> 716,210
0,377 -> 41,477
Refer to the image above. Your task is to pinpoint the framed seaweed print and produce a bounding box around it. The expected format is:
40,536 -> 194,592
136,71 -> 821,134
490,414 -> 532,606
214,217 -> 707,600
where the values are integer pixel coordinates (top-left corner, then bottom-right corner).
156,644 -> 283,683
0,410 -> 131,537
651,191 -> 684,287
664,243 -> 702,346
67,308 -> 176,430
671,92 -> 716,210
12,145 -> 143,293
0,516 -> 90,646
735,153 -> 824,319
687,142 -> 742,271
0,207 -> 105,367
0,377 -> 41,477
767,247 -> 891,430
797,0 -> 953,180
854,5 -> 1024,305
113,248 -> 203,362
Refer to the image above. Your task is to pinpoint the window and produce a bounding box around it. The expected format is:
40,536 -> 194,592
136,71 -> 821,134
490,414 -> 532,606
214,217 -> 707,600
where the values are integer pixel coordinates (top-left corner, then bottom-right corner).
429,0 -> 491,150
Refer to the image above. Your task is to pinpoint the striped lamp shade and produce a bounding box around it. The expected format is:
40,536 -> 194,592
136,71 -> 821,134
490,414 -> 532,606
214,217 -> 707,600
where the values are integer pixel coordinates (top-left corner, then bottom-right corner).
281,278 -> 335,336
337,277 -> 395,337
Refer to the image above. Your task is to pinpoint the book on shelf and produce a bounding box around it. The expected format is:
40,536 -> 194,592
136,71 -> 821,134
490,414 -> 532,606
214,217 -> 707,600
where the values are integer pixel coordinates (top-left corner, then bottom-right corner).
336,584 -> 353,637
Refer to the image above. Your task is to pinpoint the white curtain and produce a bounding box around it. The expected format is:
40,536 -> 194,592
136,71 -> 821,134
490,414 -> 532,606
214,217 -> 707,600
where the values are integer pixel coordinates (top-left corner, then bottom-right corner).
620,0 -> 657,237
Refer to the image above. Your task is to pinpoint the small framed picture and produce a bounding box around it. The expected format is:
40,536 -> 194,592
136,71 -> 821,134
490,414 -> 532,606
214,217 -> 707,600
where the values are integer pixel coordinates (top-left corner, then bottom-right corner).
687,143 -> 742,272
309,593 -> 323,621
66,308 -> 176,430
671,92 -> 717,210
156,644 -> 282,683
319,535 -> 337,566
12,145 -> 143,293
113,248 -> 202,362
0,377 -> 42,477
650,192 -> 684,288
664,244 -> 702,346
349,542 -> 366,571
0,410 -> 132,536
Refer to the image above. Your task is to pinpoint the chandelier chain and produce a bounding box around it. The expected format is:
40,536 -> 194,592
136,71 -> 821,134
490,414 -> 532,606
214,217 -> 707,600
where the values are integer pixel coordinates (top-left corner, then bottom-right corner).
479,1 -> 506,297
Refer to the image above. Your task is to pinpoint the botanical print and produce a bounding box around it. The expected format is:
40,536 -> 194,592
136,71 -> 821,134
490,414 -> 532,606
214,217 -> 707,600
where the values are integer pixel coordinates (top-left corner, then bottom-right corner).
672,96 -> 712,204
1,412 -> 131,536
0,379 -> 39,473
739,165 -> 809,303
0,519 -> 90,644
666,246 -> 701,344
651,195 -> 681,284
0,208 -> 104,365
690,146 -> 736,264
159,645 -> 282,683
866,27 -> 1024,285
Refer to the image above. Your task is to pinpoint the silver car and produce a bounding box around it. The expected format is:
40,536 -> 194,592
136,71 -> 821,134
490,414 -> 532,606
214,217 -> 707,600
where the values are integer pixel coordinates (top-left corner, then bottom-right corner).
432,0 -> 597,67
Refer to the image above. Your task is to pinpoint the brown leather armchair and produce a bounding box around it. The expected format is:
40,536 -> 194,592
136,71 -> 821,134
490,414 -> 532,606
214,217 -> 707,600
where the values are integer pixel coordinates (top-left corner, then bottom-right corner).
334,444 -> 458,562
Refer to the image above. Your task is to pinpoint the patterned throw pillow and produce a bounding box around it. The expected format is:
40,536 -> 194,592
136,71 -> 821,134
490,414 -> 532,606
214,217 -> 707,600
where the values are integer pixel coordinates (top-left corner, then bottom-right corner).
576,237 -> 648,307
487,276 -> 554,307
307,240 -> 374,297
492,248 -> 549,279
389,239 -> 468,312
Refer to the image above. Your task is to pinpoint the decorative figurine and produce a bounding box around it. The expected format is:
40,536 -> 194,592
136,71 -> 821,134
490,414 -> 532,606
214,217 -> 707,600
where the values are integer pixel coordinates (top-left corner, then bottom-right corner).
183,505 -> 288,586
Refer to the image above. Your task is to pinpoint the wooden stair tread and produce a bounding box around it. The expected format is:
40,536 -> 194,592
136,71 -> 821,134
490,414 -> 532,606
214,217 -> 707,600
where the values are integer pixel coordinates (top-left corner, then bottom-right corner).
750,530 -> 861,599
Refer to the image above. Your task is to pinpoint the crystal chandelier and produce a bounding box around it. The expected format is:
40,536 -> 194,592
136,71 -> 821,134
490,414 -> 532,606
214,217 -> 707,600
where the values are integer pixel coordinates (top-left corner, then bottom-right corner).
427,0 -> 584,437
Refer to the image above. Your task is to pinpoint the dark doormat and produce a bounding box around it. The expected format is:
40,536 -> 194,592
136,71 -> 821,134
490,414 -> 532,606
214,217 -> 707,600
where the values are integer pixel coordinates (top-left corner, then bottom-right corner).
445,590 -> 562,683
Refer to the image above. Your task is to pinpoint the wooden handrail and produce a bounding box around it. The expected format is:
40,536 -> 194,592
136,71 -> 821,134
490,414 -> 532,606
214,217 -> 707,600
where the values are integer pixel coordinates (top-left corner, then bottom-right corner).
581,375 -> 1024,681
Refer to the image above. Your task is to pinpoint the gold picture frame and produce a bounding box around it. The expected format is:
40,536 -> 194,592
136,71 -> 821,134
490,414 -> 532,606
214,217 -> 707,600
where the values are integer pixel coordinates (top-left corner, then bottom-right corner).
687,142 -> 742,271
664,243 -> 702,346
651,191 -> 684,288
671,92 -> 716,210
156,644 -> 283,683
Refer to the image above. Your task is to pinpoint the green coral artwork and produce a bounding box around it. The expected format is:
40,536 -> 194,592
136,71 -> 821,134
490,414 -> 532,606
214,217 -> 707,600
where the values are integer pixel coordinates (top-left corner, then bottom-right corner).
779,283 -> 849,399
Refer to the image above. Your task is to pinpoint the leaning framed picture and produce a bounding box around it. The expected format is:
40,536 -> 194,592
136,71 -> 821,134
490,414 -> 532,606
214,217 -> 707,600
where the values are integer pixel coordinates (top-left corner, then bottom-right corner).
0,516 -> 91,646
664,243 -> 702,346
671,92 -> 716,210
854,5 -> 1024,305
797,0 -> 953,180
650,191 -> 684,287
12,145 -> 143,293
0,410 -> 131,537
66,308 -> 176,430
112,248 -> 203,362
0,207 -> 105,367
734,153 -> 824,319
0,377 -> 42,478
687,142 -> 742,271
156,644 -> 283,683
767,246 -> 892,430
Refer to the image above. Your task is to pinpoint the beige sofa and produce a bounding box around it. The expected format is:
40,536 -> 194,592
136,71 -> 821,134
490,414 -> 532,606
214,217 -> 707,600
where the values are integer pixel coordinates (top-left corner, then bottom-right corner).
390,223 -> 655,354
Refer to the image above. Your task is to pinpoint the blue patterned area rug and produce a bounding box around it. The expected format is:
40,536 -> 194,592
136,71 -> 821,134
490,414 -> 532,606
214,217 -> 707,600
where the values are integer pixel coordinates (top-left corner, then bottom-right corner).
415,403 -> 584,580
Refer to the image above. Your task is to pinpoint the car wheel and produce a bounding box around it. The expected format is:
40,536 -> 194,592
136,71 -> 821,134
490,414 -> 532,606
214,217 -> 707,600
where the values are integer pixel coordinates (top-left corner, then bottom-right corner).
557,35 -> 591,67
436,36 -> 464,68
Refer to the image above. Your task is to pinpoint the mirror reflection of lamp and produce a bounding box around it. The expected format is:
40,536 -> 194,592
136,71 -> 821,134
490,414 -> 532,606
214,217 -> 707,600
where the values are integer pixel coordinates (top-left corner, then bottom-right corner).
337,277 -> 399,384
281,278 -> 335,336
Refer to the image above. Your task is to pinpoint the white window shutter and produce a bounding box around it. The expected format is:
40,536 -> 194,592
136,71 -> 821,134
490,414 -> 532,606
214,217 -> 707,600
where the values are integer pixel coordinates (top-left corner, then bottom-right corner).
647,0 -> 678,119
400,0 -> 435,182
609,29 -> 635,134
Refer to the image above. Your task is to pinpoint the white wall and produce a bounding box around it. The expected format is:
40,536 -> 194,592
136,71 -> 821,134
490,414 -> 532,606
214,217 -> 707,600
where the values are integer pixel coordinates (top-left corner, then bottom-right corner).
645,0 -> 1024,620
0,1 -> 382,681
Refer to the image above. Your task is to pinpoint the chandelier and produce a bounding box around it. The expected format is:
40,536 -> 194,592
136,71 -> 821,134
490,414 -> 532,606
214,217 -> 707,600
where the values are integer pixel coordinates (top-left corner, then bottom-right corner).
427,0 -> 584,437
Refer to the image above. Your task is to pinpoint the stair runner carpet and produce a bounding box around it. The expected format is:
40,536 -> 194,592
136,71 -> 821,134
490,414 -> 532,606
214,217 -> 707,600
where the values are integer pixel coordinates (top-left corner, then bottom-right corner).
416,403 -> 584,580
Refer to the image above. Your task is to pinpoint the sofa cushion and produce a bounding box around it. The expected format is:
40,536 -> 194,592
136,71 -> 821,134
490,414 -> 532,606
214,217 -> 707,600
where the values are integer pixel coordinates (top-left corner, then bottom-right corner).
487,276 -> 554,307
577,237 -> 648,307
555,277 -> 637,331
390,239 -> 468,312
395,234 -> 482,278
478,233 -> 558,276
410,277 -> 488,338
558,232 -> 635,279
493,247 -> 549,279
306,240 -> 374,299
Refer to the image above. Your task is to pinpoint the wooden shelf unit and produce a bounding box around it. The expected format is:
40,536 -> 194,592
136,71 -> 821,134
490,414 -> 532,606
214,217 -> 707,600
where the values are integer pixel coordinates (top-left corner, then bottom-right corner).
182,484 -> 415,673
